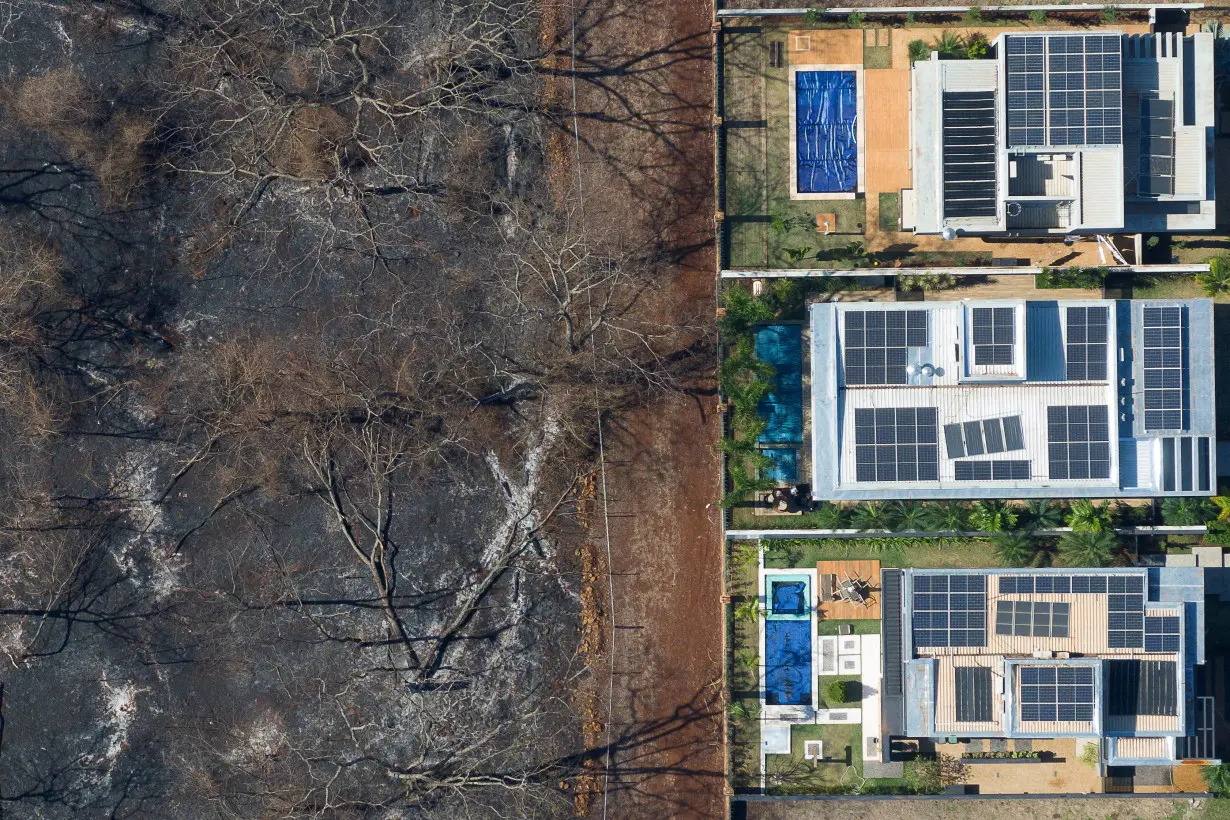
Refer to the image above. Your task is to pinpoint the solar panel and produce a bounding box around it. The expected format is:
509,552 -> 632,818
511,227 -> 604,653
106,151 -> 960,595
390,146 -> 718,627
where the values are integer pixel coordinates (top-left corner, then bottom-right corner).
1065,306 -> 1109,381
942,92 -> 997,218
853,407 -> 939,482
1142,306 -> 1186,431
995,601 -> 1069,637
1047,405 -> 1111,480
843,310 -> 928,386
1019,665 -> 1094,723
1139,95 -> 1175,197
955,667 -> 993,722
954,460 -> 1031,481
971,307 -> 1015,366
1144,615 -> 1181,653
1007,34 -> 1121,147
912,574 -> 987,648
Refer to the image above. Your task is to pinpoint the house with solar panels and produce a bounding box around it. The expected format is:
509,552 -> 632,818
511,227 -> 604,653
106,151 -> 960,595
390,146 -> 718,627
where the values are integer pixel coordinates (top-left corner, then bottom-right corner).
906,30 -> 1216,235
809,298 -> 1215,500
877,567 -> 1214,770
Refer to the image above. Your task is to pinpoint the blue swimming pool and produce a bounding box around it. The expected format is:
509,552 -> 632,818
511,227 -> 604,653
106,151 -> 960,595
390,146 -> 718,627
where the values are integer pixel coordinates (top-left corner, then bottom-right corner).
765,620 -> 813,706
755,325 -> 802,444
796,70 -> 858,194
771,580 -> 808,616
760,446 -> 799,484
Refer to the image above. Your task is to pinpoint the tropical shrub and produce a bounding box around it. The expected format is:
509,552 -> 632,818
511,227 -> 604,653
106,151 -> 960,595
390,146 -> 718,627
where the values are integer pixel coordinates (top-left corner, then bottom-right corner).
1058,530 -> 1117,567
1196,255 -> 1230,297
908,39 -> 930,63
897,273 -> 958,291
1202,763 -> 1230,796
921,501 -> 969,532
966,32 -> 989,60
1162,496 -> 1217,526
1028,10 -> 1048,24
1024,499 -> 1064,530
1066,499 -> 1115,533
970,500 -> 1018,533
991,531 -> 1036,568
850,501 -> 896,531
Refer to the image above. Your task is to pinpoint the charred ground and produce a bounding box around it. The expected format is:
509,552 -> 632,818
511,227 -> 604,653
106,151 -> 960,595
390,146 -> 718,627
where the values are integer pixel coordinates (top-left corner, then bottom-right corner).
0,1 -> 717,818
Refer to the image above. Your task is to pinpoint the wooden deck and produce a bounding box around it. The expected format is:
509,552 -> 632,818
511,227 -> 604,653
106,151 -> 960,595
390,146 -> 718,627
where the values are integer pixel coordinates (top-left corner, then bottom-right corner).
816,559 -> 881,622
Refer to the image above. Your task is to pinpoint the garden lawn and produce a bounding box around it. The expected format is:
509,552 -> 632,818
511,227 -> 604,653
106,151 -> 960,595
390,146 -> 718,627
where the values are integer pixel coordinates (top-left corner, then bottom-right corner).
765,723 -> 863,794
763,537 -> 1000,569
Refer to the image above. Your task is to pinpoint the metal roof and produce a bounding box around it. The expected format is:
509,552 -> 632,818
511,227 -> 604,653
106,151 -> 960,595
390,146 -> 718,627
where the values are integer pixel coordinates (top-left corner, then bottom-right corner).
909,31 -> 1216,235
810,298 -> 1216,500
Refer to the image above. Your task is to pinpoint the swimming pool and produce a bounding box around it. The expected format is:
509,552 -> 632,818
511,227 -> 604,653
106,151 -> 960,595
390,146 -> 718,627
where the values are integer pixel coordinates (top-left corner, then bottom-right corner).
765,621 -> 813,705
764,572 -> 813,706
755,325 -> 802,444
760,446 -> 799,484
796,70 -> 858,194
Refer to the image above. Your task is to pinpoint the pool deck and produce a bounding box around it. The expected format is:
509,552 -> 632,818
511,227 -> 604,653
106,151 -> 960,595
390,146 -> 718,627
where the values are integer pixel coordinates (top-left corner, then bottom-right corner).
816,559 -> 881,622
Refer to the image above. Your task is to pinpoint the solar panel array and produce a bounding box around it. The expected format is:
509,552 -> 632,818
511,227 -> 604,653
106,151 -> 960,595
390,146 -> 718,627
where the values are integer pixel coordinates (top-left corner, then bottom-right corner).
1006,34 -> 1122,148
1138,96 -> 1175,197
1109,587 -> 1146,649
1142,306 -> 1186,431
1019,666 -> 1095,723
843,310 -> 928,386
995,600 -> 1070,637
854,408 -> 939,482
1065,306 -> 1109,381
1144,615 -> 1181,653
972,307 -> 1015,366
912,574 -> 987,648
999,573 -> 1144,595
944,415 -> 1025,459
1047,405 -> 1111,480
954,460 -> 1031,481
942,92 -> 997,219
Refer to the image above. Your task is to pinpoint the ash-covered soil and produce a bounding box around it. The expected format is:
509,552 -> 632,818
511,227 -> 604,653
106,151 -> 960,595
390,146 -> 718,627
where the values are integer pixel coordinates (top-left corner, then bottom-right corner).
0,1 -> 714,817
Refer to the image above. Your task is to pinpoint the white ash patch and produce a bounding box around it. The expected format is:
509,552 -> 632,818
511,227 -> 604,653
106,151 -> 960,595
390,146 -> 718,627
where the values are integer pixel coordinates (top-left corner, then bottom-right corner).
222,713 -> 287,765
100,676 -> 146,764
110,451 -> 184,602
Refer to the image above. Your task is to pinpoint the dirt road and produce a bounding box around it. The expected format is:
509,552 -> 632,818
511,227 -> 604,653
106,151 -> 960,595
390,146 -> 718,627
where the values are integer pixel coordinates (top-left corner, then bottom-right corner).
548,0 -> 724,816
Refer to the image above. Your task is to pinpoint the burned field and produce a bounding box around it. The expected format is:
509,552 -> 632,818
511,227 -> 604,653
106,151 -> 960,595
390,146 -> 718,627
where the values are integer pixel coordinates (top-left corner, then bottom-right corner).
0,1 -> 715,817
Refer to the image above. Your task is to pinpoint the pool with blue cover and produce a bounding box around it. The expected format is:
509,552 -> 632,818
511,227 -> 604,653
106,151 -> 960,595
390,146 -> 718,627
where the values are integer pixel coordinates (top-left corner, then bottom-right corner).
796,70 -> 858,194
764,573 -> 812,706
755,325 -> 802,444
765,621 -> 812,705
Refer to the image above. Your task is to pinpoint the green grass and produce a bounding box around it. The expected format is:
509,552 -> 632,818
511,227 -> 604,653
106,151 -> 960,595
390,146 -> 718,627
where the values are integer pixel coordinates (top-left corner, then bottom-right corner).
765,723 -> 862,794
817,618 -> 880,636
763,537 -> 1000,569
817,675 -> 862,709
878,192 -> 900,232
864,44 -> 892,69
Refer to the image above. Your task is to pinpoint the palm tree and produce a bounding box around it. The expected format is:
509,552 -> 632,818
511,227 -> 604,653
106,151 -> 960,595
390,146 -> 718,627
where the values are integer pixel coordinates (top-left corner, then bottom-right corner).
1024,499 -> 1064,531
736,650 -> 760,672
729,700 -> 761,722
932,30 -> 966,60
1058,530 -> 1117,568
850,501 -> 896,531
991,531 -> 1036,568
1211,496 -> 1230,523
922,501 -> 969,532
811,501 -> 848,529
1195,255 -> 1230,297
735,599 -> 764,623
908,39 -> 930,63
1066,499 -> 1115,534
1162,496 -> 1216,526
970,500 -> 1019,534
1202,763 -> 1230,796
889,501 -> 927,532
